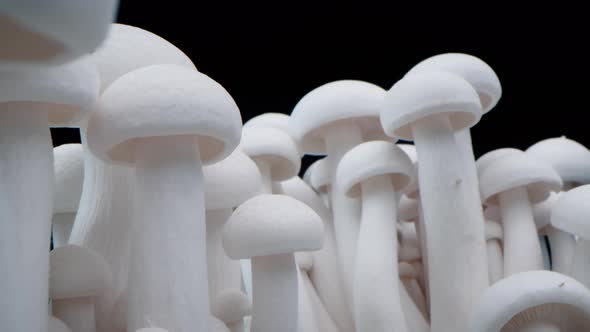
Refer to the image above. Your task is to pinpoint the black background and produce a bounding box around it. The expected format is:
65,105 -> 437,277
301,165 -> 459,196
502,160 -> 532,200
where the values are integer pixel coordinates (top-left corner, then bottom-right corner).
51,2 -> 590,173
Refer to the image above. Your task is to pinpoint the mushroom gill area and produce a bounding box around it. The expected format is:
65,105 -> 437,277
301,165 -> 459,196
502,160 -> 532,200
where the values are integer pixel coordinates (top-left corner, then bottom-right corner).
502,303 -> 589,332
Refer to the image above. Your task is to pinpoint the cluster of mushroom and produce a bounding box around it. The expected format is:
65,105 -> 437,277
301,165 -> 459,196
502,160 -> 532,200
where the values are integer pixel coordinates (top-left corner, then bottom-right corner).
2,7 -> 590,332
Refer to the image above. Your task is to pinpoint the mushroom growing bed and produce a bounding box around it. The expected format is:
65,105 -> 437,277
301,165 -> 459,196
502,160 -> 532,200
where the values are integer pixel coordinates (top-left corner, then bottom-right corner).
1,3 -> 590,332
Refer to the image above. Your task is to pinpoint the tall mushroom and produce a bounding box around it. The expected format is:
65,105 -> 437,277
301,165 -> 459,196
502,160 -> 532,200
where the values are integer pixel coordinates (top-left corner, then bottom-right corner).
290,80 -> 387,310
85,64 -> 242,332
337,140 -> 414,332
52,143 -> 84,247
223,194 -> 324,332
50,245 -> 112,332
0,57 -> 99,332
471,270 -> 590,331
69,23 -> 197,331
0,0 -> 117,65
478,149 -> 562,275
380,70 -> 488,332
551,185 -> 590,288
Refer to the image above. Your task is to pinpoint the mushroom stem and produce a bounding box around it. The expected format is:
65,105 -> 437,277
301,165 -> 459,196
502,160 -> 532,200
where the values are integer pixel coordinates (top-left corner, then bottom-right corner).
487,239 -> 504,284
415,205 -> 430,309
399,280 -> 430,332
300,269 -> 340,332
297,269 -> 319,332
570,239 -> 590,288
0,106 -> 52,332
52,212 -> 76,247
354,175 -> 407,331
499,187 -> 544,275
251,254 -> 298,332
256,161 -> 273,194
52,297 -> 96,332
545,226 -> 575,274
128,136 -> 209,332
323,122 -> 363,309
517,320 -> 561,332
207,209 -> 242,298
412,115 -> 489,332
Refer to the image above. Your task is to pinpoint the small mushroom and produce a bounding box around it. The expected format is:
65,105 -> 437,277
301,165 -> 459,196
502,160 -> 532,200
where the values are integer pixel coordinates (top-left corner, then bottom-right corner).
471,270 -> 590,331
52,143 -> 84,247
0,0 -> 117,65
290,80 -> 387,311
223,194 -> 324,332
551,185 -> 590,288
478,149 -> 562,275
337,140 -> 414,332
86,64 -> 241,332
50,245 -> 112,332
0,57 -> 99,332
381,70 -> 488,331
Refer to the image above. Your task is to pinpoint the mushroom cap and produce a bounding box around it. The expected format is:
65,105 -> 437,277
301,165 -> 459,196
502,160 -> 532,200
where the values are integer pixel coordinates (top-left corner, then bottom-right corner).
397,143 -> 419,198
398,195 -> 419,221
53,143 -> 84,214
485,219 -> 503,241
0,0 -> 117,66
399,243 -> 421,262
86,64 -> 242,166
210,316 -> 231,332
211,288 -> 251,324
309,158 -> 331,194
290,80 -> 387,155
302,159 -> 318,186
526,137 -> 590,185
533,192 -> 562,231
406,53 -> 502,113
471,270 -> 590,332
275,176 -> 329,220
398,221 -> 419,248
476,148 -> 522,179
223,194 -> 324,259
243,112 -> 302,153
49,244 -> 112,299
92,23 -> 196,92
479,150 -> 562,205
0,56 -> 99,126
239,126 -> 300,181
204,150 -> 262,210
337,141 -> 414,197
48,316 -> 72,332
551,185 -> 590,239
380,71 -> 482,141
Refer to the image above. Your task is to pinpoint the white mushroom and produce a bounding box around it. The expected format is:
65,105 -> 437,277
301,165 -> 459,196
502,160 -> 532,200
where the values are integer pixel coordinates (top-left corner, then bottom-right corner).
211,289 -> 251,332
479,149 -> 562,275
0,57 -> 98,332
290,80 -> 387,315
381,70 -> 488,332
337,140 -> 414,332
86,64 -> 241,332
223,194 -> 324,332
50,245 -> 112,332
52,143 -> 84,247
0,0 -> 117,65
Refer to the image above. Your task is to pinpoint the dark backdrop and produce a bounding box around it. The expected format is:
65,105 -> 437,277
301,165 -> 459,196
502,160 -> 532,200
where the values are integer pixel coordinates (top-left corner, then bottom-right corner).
51,3 -> 590,173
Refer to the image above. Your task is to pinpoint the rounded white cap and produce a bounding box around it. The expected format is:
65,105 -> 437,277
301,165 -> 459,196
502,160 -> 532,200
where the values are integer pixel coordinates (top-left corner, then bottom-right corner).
0,56 -> 99,126
290,80 -> 387,155
380,71 -> 482,141
275,176 -> 329,221
49,245 -> 112,300
337,141 -> 414,197
476,148 -> 522,179
204,150 -> 261,210
53,144 -> 84,214
48,316 -> 72,332
0,0 -> 117,65
526,137 -> 590,185
471,270 -> 590,332
239,126 -> 301,181
243,112 -> 302,155
309,158 -> 331,194
92,23 -> 195,93
211,288 -> 251,324
398,195 -> 419,221
533,192 -> 562,231
86,64 -> 242,166
223,194 -> 324,259
406,53 -> 501,113
480,151 -> 562,205
551,185 -> 590,239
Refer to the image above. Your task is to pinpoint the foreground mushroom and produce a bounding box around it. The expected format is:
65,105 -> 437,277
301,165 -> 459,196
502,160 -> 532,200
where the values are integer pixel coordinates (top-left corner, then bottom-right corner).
86,64 -> 241,332
380,70 -> 488,332
0,57 -> 99,332
223,194 -> 324,332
